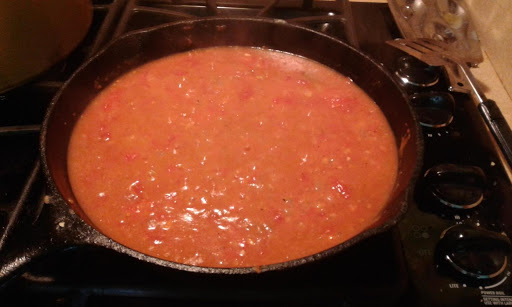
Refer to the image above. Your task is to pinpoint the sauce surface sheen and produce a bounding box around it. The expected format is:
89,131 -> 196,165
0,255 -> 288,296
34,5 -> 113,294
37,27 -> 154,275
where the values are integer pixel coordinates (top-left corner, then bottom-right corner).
68,47 -> 398,268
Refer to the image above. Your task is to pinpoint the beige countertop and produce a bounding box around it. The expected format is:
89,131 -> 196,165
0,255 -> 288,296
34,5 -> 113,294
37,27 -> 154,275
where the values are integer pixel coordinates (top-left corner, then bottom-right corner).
474,52 -> 512,125
349,0 -> 512,126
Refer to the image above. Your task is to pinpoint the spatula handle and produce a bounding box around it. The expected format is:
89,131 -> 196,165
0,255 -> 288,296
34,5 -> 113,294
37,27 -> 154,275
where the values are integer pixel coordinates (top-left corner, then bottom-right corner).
479,100 -> 512,169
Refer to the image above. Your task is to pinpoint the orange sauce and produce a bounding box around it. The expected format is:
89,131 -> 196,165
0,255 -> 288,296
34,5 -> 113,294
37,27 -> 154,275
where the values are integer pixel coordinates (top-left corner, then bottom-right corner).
67,47 -> 398,267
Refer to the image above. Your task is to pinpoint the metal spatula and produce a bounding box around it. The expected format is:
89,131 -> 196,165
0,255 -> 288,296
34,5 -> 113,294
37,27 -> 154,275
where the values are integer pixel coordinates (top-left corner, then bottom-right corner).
387,38 -> 512,169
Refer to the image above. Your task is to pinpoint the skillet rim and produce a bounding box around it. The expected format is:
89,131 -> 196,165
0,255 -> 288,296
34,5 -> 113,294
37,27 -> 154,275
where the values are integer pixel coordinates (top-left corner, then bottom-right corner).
40,16 -> 424,274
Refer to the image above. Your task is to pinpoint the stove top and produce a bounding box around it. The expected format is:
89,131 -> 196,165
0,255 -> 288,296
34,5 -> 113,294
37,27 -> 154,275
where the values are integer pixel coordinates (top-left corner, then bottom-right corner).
1,1 -> 512,306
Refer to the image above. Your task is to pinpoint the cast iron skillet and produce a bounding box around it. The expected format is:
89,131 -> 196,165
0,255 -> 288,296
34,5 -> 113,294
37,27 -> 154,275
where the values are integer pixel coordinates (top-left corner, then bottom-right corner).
0,17 -> 422,281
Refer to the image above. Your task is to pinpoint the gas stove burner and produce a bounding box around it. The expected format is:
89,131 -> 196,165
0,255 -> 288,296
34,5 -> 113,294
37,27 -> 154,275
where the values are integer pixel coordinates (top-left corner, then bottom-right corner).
410,92 -> 454,128
395,55 -> 440,87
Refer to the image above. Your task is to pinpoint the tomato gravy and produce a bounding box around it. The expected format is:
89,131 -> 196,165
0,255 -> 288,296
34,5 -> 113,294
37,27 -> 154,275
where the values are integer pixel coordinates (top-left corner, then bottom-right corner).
67,47 -> 398,268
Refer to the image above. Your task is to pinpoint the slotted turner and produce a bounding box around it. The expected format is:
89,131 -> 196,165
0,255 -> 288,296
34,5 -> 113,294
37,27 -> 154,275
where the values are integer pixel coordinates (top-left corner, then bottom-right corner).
387,38 -> 512,169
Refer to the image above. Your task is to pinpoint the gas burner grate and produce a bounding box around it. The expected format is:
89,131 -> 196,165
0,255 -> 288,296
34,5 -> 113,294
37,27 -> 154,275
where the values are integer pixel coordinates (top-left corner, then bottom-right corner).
0,2 -> 409,306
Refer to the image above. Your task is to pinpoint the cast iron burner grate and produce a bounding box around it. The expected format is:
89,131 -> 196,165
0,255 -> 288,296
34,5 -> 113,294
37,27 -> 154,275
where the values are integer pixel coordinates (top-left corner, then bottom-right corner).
0,1 -> 411,306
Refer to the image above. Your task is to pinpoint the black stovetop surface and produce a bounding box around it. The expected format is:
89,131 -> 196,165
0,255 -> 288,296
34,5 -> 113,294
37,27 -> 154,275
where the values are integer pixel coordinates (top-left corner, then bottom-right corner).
1,1 -> 512,306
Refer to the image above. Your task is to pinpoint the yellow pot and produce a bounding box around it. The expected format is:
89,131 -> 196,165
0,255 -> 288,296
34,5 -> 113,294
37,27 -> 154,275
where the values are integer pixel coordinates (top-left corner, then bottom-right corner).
0,0 -> 92,93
